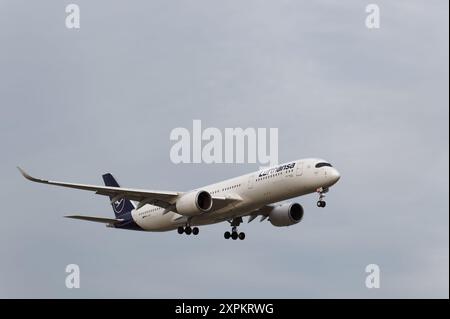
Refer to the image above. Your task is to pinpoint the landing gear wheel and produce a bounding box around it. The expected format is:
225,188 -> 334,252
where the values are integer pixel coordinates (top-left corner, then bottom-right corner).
177,227 -> 184,234
225,218 -> 245,240
316,187 -> 328,208
185,226 -> 192,235
317,200 -> 326,208
192,227 -> 199,235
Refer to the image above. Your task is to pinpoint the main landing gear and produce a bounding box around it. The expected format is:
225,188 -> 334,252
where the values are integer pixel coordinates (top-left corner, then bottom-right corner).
224,217 -> 245,240
177,226 -> 199,236
316,187 -> 328,208
224,227 -> 245,240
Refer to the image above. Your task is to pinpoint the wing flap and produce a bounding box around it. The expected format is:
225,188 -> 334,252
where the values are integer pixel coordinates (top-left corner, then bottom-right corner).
247,204 -> 275,223
211,194 -> 242,210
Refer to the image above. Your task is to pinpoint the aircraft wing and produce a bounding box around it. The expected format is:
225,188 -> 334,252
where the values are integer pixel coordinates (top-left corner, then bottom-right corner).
246,204 -> 276,223
18,167 -> 181,209
210,194 -> 242,211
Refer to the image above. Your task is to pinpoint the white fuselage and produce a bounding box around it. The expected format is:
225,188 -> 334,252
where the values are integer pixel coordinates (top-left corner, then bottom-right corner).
131,158 -> 340,231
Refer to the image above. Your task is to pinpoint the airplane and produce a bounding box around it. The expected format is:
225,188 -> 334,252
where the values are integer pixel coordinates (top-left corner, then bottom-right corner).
18,158 -> 340,240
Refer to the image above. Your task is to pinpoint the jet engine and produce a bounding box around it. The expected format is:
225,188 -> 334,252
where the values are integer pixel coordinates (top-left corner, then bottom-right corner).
175,190 -> 213,216
269,203 -> 304,227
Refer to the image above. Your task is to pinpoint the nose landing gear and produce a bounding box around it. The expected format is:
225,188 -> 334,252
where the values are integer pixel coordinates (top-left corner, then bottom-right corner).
317,199 -> 326,208
316,187 -> 328,208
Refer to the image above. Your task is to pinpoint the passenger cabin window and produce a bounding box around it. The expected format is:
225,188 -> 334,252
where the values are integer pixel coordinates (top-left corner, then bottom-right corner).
315,162 -> 332,168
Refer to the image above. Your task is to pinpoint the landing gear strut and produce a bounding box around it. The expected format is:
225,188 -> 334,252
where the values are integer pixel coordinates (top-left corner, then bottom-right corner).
316,187 -> 328,208
224,218 -> 245,240
178,226 -> 199,236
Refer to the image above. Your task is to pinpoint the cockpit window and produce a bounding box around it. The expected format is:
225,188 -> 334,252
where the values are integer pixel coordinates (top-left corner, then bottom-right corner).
315,162 -> 332,168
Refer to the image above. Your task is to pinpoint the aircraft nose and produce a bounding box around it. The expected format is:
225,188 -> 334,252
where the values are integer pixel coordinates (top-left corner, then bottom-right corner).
329,168 -> 341,184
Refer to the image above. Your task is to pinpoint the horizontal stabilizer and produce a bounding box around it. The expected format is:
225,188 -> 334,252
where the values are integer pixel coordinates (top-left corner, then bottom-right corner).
65,215 -> 124,224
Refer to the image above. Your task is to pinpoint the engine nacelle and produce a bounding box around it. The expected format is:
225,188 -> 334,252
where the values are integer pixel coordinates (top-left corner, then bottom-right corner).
175,190 -> 213,216
269,203 -> 304,227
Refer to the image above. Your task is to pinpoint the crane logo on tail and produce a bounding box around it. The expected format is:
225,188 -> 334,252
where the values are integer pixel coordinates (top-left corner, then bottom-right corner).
113,198 -> 125,214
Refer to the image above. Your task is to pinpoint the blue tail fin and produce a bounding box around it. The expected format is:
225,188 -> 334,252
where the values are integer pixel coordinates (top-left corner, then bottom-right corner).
102,173 -> 135,218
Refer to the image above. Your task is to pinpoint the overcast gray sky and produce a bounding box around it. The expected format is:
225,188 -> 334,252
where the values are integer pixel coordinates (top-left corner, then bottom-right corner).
0,0 -> 448,298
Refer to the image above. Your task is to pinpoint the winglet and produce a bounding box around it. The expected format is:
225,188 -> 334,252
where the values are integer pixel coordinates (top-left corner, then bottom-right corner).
17,167 -> 49,184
